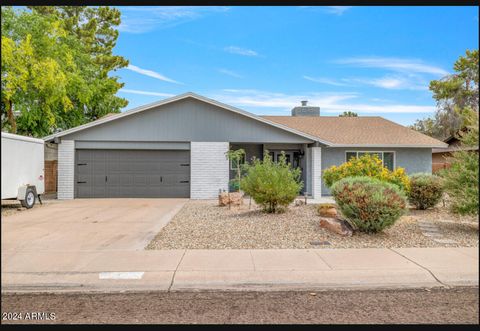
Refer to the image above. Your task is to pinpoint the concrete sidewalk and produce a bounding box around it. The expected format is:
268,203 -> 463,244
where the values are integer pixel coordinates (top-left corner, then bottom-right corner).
2,247 -> 478,293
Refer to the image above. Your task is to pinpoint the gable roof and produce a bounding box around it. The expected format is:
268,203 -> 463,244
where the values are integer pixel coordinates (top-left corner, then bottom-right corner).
43,92 -> 322,144
44,92 -> 447,148
263,116 -> 448,148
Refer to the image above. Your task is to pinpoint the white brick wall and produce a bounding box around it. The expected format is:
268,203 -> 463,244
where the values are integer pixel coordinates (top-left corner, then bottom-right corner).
305,147 -> 312,195
190,142 -> 229,199
57,140 -> 75,199
311,147 -> 322,199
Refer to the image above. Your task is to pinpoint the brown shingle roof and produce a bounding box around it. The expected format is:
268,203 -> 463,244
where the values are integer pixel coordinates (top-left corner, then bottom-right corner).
262,116 -> 448,147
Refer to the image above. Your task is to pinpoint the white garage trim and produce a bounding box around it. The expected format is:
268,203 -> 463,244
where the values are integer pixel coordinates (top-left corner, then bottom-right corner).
190,142 -> 229,199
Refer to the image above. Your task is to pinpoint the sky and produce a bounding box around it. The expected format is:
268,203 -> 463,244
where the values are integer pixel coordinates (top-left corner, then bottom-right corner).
113,6 -> 479,126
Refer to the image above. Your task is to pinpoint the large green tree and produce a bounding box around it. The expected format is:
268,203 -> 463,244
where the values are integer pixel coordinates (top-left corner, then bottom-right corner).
30,6 -> 129,122
410,49 -> 479,140
1,6 -> 128,137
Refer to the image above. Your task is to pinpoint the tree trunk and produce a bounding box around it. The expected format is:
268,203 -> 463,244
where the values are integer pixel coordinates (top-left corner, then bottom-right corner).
6,99 -> 16,133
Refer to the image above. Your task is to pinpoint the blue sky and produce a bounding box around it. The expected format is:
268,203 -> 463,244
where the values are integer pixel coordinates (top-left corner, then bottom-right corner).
113,6 -> 479,126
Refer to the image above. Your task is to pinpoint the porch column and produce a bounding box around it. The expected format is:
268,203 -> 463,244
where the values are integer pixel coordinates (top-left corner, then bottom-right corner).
311,146 -> 322,199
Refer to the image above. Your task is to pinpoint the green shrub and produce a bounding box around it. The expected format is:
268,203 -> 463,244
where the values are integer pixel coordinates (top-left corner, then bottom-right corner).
440,150 -> 479,216
240,151 -> 303,213
323,154 -> 410,191
331,176 -> 407,233
407,173 -> 444,210
439,108 -> 479,216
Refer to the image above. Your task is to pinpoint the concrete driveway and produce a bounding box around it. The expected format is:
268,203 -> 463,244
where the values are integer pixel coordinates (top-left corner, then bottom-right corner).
1,199 -> 187,252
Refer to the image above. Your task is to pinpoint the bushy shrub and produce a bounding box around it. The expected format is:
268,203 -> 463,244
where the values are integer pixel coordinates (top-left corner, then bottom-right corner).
407,173 -> 444,210
331,176 -> 407,233
440,150 -> 479,216
241,151 -> 303,213
323,154 -> 410,191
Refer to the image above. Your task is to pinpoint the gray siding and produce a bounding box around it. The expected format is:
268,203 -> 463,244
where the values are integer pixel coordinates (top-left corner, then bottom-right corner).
62,98 -> 313,144
321,147 -> 432,195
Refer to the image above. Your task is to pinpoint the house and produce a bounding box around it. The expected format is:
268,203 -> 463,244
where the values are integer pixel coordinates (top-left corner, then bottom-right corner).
43,92 -> 448,200
432,133 -> 479,172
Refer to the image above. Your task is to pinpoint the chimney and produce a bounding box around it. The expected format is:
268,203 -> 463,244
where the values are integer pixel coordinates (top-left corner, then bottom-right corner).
291,100 -> 320,117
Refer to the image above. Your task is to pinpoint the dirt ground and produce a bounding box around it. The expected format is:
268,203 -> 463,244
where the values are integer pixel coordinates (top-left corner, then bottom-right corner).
2,287 -> 478,324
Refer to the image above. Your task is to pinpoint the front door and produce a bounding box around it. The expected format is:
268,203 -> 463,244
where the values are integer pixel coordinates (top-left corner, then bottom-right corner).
269,150 -> 301,169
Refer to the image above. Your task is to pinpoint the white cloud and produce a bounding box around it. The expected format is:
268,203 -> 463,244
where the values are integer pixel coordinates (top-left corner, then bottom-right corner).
336,57 -> 448,76
218,68 -> 243,78
119,89 -> 174,97
350,75 -> 429,90
303,75 -> 348,86
214,89 -> 358,109
303,74 -> 428,90
324,6 -> 352,15
118,6 -> 229,33
126,64 -> 182,84
224,46 -> 259,57
211,89 -> 435,114
299,6 -> 352,15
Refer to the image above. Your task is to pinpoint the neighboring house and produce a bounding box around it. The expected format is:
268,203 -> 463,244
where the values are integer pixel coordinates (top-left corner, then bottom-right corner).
432,134 -> 479,173
43,92 -> 447,200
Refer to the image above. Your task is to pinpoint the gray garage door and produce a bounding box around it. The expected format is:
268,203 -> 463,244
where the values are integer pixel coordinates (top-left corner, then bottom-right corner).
75,149 -> 190,198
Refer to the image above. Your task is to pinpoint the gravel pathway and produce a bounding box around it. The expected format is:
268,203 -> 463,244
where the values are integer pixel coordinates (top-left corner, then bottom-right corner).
146,200 -> 478,250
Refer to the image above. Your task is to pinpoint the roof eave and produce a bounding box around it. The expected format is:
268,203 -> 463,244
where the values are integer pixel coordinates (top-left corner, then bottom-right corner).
329,143 -> 449,148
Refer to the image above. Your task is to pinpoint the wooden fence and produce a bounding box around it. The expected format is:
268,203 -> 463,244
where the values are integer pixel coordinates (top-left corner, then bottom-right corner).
44,160 -> 57,193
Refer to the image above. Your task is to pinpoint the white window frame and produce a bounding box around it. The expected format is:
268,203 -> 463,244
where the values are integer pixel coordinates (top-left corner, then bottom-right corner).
345,151 -> 396,170
230,152 -> 247,171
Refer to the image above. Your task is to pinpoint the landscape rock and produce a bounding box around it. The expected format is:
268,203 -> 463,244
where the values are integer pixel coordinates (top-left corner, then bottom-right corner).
318,207 -> 337,218
218,192 -> 230,206
319,217 -> 353,237
229,192 -> 244,206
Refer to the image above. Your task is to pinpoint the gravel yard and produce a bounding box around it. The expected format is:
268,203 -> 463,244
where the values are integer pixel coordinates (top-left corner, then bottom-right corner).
146,199 -> 478,249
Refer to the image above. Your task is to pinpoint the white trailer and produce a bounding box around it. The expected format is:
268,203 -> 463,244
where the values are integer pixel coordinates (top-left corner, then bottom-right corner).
1,132 -> 45,208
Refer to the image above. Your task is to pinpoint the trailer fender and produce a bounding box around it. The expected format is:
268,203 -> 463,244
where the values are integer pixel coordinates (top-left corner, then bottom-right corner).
17,185 -> 37,200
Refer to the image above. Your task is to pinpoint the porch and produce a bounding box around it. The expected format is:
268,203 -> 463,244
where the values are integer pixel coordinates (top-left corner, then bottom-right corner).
228,143 -> 323,198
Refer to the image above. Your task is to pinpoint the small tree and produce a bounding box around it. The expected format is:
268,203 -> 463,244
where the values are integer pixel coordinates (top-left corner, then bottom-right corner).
225,148 -> 245,192
241,151 -> 303,213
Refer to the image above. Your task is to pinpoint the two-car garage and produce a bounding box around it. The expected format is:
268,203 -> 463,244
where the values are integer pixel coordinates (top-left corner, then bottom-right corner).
75,149 -> 190,198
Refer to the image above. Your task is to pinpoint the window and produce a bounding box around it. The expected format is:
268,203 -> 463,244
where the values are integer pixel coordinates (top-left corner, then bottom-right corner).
230,153 -> 246,170
346,152 -> 357,161
383,152 -> 394,171
345,151 -> 395,171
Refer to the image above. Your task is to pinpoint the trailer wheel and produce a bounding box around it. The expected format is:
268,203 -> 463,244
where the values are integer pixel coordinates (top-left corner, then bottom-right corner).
20,188 -> 36,209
